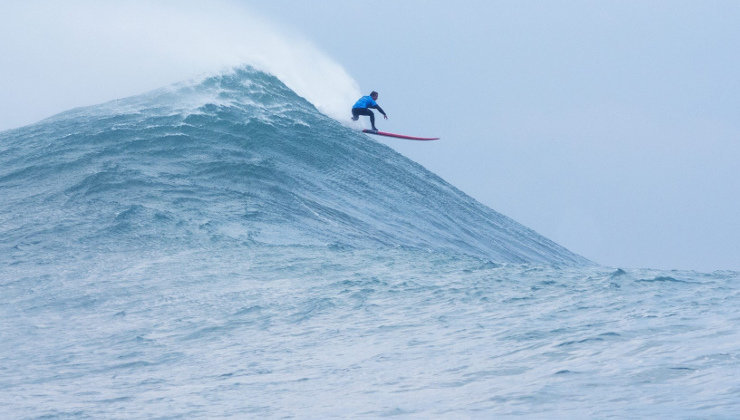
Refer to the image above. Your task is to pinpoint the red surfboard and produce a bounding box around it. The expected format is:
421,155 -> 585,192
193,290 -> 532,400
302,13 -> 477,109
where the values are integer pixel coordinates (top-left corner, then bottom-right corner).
363,129 -> 439,141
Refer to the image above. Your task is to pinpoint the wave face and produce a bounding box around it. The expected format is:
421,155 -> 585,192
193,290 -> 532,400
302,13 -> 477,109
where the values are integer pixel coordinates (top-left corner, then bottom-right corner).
2,67 -> 739,418
0,66 -> 587,265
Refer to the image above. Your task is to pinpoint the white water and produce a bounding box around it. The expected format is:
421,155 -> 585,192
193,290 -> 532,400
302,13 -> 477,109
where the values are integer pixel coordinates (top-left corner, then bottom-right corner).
0,0 -> 360,129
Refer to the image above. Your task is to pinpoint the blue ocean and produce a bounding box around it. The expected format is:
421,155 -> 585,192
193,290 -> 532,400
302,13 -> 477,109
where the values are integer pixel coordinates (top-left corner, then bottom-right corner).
1,67 -> 738,418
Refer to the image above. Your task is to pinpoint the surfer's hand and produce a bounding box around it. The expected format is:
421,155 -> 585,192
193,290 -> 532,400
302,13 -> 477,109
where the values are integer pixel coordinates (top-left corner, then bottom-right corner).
383,114 -> 388,120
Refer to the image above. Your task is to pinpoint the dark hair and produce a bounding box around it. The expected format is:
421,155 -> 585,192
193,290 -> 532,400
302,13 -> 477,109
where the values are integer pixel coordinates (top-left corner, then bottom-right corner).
370,91 -> 378,96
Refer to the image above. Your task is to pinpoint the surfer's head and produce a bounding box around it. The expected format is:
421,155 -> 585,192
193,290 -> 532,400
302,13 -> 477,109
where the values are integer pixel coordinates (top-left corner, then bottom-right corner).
370,91 -> 378,100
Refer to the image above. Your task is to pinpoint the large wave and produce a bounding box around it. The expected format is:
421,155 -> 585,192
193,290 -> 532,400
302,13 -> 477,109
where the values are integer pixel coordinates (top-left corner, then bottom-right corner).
0,67 -> 589,266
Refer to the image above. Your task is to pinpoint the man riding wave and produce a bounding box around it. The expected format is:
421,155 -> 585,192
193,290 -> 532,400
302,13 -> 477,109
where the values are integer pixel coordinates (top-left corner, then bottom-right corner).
351,91 -> 387,132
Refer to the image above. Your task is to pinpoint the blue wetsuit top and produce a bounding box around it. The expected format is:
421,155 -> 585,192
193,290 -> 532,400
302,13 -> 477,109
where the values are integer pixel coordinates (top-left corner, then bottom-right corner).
352,96 -> 386,115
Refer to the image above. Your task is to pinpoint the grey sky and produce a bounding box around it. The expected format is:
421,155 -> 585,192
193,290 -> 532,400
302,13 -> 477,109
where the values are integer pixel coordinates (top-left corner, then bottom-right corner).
2,1 -> 739,270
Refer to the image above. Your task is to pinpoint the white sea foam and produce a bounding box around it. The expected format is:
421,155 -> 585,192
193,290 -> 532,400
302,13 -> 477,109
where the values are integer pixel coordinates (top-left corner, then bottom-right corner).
0,0 -> 360,128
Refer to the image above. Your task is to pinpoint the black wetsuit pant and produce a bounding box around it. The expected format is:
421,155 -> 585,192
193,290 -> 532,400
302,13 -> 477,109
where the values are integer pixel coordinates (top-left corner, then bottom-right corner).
352,108 -> 376,129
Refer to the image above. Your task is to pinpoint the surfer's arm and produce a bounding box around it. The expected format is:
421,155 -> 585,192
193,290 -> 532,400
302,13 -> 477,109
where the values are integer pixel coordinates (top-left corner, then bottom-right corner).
370,105 -> 387,117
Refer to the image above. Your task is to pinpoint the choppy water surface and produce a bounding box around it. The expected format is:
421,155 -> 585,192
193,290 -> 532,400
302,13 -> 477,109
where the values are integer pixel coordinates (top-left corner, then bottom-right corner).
2,246 -> 738,418
2,67 -> 738,418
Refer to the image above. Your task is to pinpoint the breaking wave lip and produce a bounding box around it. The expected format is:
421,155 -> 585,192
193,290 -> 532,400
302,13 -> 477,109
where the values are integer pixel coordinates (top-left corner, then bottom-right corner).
0,1 -> 362,130
0,66 -> 590,267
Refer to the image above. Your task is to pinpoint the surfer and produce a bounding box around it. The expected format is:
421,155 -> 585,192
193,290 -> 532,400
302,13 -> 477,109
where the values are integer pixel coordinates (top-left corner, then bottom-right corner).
351,91 -> 387,132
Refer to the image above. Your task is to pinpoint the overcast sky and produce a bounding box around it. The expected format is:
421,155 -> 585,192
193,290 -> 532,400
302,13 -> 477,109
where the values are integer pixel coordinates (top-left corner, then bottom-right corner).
2,1 -> 739,271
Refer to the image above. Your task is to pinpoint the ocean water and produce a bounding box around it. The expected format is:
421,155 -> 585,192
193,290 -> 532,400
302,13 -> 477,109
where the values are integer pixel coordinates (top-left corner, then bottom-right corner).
1,67 -> 739,418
